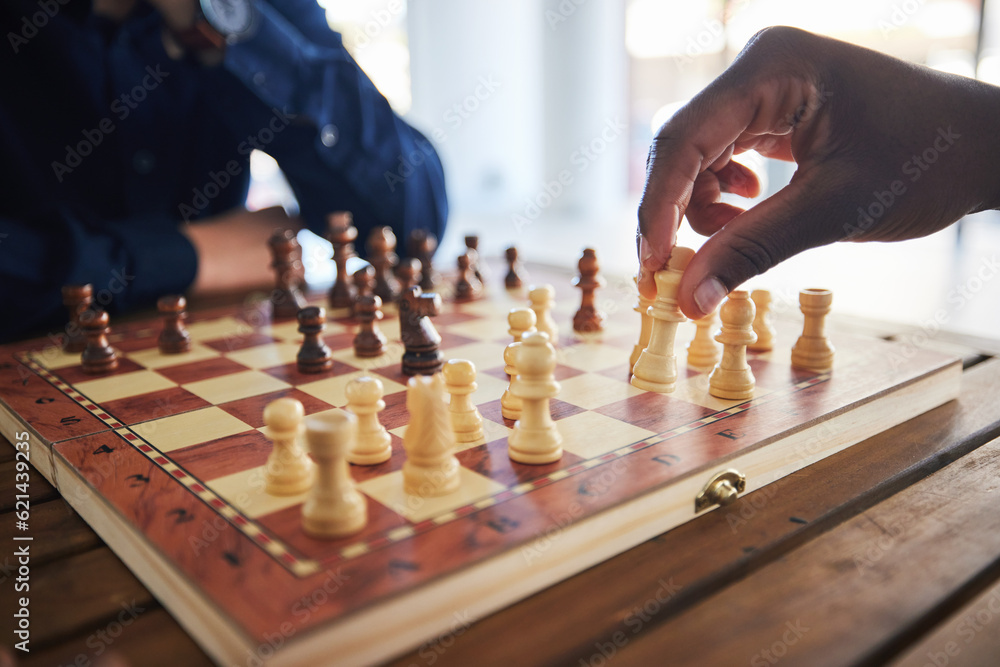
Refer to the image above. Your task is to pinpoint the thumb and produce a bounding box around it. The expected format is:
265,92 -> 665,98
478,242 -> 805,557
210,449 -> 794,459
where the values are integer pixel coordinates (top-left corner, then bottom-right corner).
676,173 -> 850,319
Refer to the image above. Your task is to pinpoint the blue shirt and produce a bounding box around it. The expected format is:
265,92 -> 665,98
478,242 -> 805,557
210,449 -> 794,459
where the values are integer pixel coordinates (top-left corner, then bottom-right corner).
0,0 -> 448,342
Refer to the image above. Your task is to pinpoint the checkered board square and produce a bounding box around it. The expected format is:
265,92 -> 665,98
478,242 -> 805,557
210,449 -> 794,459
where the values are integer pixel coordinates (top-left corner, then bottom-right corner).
0,273 -> 961,666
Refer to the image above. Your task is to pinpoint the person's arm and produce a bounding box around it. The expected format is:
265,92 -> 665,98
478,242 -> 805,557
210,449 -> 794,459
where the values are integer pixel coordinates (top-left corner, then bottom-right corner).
638,26 -> 1000,318
0,206 -> 197,342
149,0 -> 448,246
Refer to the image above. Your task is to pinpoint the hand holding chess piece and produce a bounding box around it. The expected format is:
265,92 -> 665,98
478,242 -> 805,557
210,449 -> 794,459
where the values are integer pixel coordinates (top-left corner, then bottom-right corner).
630,247 -> 693,393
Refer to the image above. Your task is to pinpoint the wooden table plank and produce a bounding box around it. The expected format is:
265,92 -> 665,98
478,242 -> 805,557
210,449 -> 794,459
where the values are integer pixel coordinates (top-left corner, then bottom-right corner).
0,498 -> 100,565
890,577 -> 1000,667
391,359 -> 1000,666
0,548 -> 155,648
612,434 -> 1000,666
21,607 -> 213,667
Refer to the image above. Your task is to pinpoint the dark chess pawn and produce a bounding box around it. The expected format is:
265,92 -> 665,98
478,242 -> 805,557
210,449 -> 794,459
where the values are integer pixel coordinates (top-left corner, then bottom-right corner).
407,229 -> 438,291
505,246 -> 526,289
352,265 -> 376,317
62,284 -> 93,353
297,307 -> 333,373
158,295 -> 192,354
399,287 -> 443,376
454,251 -> 483,301
367,226 -> 400,303
81,309 -> 118,374
572,248 -> 606,333
269,229 -> 308,319
464,235 -> 486,283
396,258 -> 423,296
353,295 -> 387,358
327,212 -> 358,309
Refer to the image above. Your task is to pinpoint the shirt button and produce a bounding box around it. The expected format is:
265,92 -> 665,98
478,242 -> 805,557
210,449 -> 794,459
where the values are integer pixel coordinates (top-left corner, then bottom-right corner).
132,150 -> 155,174
321,124 -> 338,147
253,72 -> 266,86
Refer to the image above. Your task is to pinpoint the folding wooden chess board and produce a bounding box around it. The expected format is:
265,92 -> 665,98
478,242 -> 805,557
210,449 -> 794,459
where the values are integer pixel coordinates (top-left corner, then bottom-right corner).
0,277 -> 960,666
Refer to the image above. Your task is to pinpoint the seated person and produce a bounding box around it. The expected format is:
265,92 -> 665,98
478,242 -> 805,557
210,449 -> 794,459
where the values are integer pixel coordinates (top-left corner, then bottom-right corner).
0,0 -> 447,342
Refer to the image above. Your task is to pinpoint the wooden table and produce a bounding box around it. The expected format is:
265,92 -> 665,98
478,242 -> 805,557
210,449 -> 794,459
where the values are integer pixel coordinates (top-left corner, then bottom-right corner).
3,312 -> 1000,667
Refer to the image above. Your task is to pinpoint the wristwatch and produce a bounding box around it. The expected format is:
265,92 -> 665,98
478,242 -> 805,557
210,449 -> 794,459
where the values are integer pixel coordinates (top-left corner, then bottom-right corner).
171,0 -> 257,53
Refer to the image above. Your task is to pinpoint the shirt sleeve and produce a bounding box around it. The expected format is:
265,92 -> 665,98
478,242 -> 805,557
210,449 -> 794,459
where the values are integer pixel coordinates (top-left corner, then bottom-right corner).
216,0 -> 448,244
0,207 -> 198,342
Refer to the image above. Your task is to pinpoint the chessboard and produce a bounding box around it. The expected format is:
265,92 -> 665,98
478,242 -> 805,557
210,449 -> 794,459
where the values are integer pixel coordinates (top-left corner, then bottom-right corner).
0,269 -> 960,666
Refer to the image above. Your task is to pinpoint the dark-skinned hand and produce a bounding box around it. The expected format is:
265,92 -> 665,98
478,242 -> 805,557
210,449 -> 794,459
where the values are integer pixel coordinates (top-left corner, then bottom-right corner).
637,26 -> 1000,318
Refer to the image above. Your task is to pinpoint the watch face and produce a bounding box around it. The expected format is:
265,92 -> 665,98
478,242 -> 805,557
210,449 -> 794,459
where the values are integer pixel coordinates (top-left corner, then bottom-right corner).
202,0 -> 255,38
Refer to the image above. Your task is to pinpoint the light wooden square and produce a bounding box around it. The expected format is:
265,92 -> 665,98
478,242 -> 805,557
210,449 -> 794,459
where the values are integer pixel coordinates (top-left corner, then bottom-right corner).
389,418 -> 510,451
74,370 -> 176,403
32,348 -> 87,370
558,341 -> 627,372
128,343 -> 219,369
330,341 -> 406,371
358,467 -> 506,523
464,371 -> 509,404
445,318 -> 510,341
183,370 -> 291,404
298,372 -> 406,408
441,342 -> 508,372
186,317 -> 255,343
672,373 -> 774,411
557,411 -> 657,459
557,373 -> 645,410
225,343 -> 301,370
131,406 -> 253,452
208,465 -> 307,518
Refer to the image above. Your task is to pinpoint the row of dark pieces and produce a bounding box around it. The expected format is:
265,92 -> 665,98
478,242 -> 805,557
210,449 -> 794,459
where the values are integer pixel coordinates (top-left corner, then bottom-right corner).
58,281 -> 444,378
268,213 -> 529,320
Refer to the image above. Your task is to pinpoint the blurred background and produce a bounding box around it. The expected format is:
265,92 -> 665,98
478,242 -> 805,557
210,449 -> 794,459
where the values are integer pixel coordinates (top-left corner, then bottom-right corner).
249,0 -> 1000,338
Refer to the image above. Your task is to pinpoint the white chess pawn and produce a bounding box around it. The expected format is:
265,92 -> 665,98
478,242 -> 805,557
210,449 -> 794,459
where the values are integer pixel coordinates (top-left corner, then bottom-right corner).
508,331 -> 563,465
402,374 -> 461,497
749,289 -> 775,352
687,308 -> 722,372
791,288 -> 835,372
501,308 -> 537,421
301,410 -> 367,539
263,397 -> 315,496
443,359 -> 485,445
529,284 -> 559,347
630,275 -> 654,373
345,375 -> 392,465
630,247 -> 694,393
709,291 -> 757,400
508,307 -> 537,342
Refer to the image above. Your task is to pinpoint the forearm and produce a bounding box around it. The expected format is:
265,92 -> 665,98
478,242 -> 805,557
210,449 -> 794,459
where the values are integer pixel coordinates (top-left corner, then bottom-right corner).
214,1 -> 448,240
0,210 -> 197,342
